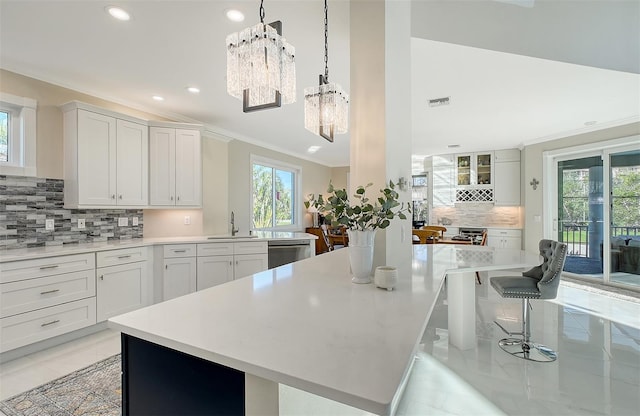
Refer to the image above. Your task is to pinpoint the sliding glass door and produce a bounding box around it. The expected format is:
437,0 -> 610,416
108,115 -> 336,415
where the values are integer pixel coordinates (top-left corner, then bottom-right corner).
557,155 -> 604,279
609,149 -> 640,288
551,142 -> 639,291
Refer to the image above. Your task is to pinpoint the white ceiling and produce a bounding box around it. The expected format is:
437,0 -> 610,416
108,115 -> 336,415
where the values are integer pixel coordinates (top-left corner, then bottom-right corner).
1,0 -> 638,168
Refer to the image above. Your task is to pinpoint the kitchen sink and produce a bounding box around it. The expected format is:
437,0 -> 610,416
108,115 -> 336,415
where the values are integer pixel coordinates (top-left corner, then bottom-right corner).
206,235 -> 259,239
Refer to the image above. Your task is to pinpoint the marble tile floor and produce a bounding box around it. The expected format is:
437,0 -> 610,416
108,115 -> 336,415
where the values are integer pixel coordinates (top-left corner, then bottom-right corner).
1,274 -> 639,416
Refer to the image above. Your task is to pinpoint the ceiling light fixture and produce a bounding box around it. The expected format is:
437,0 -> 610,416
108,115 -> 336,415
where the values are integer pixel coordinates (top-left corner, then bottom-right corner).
303,0 -> 349,143
186,86 -> 200,94
152,95 -> 164,101
106,6 -> 130,21
225,9 -> 245,22
584,120 -> 597,126
307,146 -> 321,153
226,0 -> 296,112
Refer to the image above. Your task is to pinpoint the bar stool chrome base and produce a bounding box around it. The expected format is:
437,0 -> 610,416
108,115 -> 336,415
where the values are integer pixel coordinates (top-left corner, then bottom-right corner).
498,337 -> 557,362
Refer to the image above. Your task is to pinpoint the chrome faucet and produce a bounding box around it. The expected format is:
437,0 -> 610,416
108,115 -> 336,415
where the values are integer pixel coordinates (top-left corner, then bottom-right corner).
231,211 -> 239,236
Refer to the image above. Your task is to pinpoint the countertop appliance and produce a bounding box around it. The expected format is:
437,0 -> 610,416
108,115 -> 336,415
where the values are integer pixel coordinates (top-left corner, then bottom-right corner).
268,240 -> 312,269
452,227 -> 487,244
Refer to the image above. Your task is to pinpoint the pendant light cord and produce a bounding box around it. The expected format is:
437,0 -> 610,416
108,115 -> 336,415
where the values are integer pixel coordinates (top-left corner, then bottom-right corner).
260,0 -> 265,23
324,0 -> 329,83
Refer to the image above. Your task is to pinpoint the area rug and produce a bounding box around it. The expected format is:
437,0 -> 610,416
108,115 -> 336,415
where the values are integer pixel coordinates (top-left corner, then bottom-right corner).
0,354 -> 121,416
563,255 -> 603,275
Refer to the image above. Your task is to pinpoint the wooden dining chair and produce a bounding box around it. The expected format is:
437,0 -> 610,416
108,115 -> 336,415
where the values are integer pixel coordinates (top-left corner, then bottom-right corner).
422,225 -> 447,239
326,225 -> 349,250
412,229 -> 440,244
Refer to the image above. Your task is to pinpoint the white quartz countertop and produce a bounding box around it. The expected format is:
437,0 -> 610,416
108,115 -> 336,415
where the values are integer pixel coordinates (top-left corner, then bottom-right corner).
0,232 -> 316,263
108,245 -> 536,415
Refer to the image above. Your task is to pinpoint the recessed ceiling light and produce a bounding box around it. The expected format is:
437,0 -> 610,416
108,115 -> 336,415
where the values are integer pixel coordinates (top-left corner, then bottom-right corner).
447,144 -> 461,148
225,9 -> 245,22
152,95 -> 164,101
584,120 -> 597,126
106,6 -> 130,21
186,86 -> 200,94
307,146 -> 321,153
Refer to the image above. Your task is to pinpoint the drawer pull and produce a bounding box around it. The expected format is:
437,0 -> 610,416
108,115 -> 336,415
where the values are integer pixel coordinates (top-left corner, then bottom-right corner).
173,250 -> 187,253
41,319 -> 60,327
39,265 -> 59,270
118,255 -> 132,259
40,289 -> 60,295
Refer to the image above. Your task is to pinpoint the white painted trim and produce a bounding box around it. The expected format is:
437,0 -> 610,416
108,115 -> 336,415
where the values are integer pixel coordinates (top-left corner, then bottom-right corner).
0,93 -> 37,177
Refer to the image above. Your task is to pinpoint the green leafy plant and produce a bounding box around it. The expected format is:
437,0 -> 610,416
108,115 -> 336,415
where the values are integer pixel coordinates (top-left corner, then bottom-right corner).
305,181 -> 411,231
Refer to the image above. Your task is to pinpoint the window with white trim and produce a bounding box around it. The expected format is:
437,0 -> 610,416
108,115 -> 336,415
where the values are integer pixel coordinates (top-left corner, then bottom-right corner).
0,92 -> 37,176
251,156 -> 301,230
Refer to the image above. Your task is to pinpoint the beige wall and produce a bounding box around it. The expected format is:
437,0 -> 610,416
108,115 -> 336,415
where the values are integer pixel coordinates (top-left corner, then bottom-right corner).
227,140 -> 332,233
330,166 -> 350,191
0,69 -> 170,179
522,122 -> 640,252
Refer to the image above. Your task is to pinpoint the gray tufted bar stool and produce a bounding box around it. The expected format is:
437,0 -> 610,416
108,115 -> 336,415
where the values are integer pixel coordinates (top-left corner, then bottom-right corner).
490,239 -> 568,362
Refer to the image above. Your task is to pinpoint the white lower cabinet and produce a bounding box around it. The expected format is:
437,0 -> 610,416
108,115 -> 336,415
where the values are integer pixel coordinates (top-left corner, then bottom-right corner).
162,244 -> 197,301
196,255 -> 233,290
196,242 -> 268,291
0,253 -> 97,353
487,229 -> 522,249
234,254 -> 268,279
163,257 -> 197,301
96,247 -> 149,322
1,298 -> 96,353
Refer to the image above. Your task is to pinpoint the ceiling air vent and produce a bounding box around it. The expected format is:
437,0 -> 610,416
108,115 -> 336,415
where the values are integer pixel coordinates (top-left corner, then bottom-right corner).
428,96 -> 450,107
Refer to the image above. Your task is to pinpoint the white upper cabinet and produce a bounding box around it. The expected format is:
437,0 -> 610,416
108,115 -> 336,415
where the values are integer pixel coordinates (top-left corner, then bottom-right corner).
62,102 -> 148,208
149,124 -> 202,207
494,149 -> 521,206
432,154 -> 455,207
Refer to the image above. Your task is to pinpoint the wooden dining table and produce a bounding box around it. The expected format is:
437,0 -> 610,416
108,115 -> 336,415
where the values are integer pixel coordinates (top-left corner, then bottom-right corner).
436,238 -> 473,245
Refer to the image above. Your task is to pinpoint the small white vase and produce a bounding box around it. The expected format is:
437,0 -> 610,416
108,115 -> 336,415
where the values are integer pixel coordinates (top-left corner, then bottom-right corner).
347,229 -> 376,284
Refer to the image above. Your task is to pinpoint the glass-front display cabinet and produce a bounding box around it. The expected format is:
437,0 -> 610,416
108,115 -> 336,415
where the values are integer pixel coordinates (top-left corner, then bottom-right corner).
476,153 -> 492,186
456,155 -> 471,186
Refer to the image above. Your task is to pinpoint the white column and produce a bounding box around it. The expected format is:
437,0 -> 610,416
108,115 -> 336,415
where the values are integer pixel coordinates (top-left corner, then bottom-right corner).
350,0 -> 413,271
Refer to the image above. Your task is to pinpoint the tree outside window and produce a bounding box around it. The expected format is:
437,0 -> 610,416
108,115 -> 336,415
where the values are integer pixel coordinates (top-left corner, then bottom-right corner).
0,111 -> 8,163
252,161 -> 297,230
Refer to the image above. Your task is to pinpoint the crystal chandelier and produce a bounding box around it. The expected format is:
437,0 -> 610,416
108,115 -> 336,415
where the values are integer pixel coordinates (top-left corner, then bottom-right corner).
226,0 -> 296,112
304,0 -> 349,142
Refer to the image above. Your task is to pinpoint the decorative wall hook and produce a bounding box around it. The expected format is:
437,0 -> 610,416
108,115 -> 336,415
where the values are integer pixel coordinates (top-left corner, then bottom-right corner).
530,178 -> 540,190
397,177 -> 408,191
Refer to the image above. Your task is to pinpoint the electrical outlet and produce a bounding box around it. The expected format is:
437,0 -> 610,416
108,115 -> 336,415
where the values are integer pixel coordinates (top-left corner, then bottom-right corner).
184,216 -> 191,225
45,219 -> 55,231
132,217 -> 139,226
78,218 -> 86,229
118,217 -> 128,227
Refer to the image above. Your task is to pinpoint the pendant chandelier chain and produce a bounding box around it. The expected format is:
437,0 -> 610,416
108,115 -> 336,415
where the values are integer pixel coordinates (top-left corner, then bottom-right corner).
259,0 -> 265,24
323,0 -> 329,83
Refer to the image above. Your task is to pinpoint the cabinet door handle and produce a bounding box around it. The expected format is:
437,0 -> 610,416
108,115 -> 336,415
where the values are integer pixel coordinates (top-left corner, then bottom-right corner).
229,261 -> 233,266
173,250 -> 186,253
40,289 -> 60,295
235,260 -> 239,265
119,195 -> 123,199
177,196 -> 180,201
112,194 -> 116,199
165,264 -> 168,269
170,196 -> 174,201
41,319 -> 60,327
100,275 -> 104,280
39,265 -> 59,270
118,255 -> 132,259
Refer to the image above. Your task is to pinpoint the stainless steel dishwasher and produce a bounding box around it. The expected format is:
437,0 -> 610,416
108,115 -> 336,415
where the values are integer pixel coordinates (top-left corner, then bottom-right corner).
268,240 -> 311,269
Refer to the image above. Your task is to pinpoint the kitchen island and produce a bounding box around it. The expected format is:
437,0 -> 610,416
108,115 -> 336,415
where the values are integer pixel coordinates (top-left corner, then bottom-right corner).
109,244 -> 539,415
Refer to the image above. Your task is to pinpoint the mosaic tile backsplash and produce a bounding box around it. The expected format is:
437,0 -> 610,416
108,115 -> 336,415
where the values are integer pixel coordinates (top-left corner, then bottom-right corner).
1,175 -> 143,249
